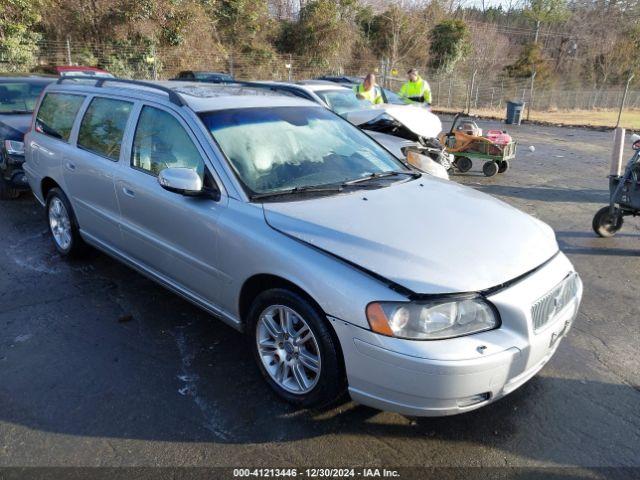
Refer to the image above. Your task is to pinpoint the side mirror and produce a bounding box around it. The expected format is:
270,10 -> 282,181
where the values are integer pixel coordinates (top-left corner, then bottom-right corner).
158,167 -> 203,196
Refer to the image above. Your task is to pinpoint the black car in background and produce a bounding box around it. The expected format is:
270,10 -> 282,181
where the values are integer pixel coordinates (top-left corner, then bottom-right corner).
171,71 -> 234,83
0,76 -> 54,199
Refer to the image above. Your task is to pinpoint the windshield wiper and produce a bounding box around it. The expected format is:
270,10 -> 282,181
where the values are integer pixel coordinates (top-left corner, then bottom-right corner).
342,170 -> 420,186
251,184 -> 344,201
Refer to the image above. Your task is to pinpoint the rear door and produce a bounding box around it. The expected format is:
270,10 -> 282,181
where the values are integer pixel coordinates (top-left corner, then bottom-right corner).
30,92 -> 85,199
115,103 -> 226,306
63,95 -> 134,245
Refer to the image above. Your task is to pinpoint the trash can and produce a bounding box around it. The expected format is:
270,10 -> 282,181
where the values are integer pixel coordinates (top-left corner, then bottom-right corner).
506,101 -> 525,125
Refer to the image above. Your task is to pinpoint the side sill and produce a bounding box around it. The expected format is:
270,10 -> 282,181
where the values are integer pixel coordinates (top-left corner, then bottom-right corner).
81,230 -> 242,331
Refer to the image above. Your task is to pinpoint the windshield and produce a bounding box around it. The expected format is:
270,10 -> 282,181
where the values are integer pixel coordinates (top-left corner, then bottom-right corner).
0,81 -> 48,113
314,89 -> 373,115
383,88 -> 410,105
200,106 -> 407,197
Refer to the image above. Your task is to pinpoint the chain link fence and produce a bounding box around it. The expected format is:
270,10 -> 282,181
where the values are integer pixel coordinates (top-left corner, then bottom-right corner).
4,40 -> 639,123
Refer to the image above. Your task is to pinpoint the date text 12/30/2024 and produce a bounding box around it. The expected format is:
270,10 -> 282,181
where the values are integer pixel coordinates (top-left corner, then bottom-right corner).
233,468 -> 401,477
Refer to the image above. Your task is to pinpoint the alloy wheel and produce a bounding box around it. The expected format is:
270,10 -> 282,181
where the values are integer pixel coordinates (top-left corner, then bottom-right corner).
256,305 -> 321,395
48,197 -> 72,250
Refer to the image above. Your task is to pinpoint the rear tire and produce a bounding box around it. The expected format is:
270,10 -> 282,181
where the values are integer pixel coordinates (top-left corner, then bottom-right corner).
592,206 -> 624,237
483,161 -> 499,177
455,156 -> 473,173
46,188 -> 86,257
247,288 -> 346,408
0,176 -> 20,200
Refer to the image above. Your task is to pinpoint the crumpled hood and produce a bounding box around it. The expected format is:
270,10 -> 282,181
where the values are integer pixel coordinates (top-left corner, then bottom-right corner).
263,178 -> 558,294
343,104 -> 442,139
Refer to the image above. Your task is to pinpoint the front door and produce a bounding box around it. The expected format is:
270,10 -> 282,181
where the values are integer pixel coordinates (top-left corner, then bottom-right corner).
115,103 -> 226,306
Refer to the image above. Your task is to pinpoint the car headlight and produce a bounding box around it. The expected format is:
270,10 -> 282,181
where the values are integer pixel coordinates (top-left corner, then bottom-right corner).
4,140 -> 25,156
366,297 -> 499,340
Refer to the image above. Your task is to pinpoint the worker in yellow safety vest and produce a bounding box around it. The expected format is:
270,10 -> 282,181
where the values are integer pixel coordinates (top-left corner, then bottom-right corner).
400,68 -> 432,104
353,73 -> 383,105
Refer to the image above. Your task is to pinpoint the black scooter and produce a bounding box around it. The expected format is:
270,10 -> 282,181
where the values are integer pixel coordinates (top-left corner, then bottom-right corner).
592,134 -> 640,237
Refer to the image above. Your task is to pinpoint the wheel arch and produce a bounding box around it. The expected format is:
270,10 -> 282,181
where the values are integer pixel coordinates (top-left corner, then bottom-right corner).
238,274 -> 326,327
239,272 -> 347,384
41,177 -> 61,200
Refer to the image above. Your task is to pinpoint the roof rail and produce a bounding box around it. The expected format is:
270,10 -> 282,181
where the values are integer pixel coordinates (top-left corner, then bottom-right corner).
56,76 -> 186,106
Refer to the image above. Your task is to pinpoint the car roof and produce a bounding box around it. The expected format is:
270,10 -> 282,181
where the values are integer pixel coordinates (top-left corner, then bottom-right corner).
187,71 -> 232,75
49,79 -> 321,112
301,83 -> 352,93
296,80 -> 338,86
55,66 -> 109,72
254,80 -> 351,94
167,82 -> 319,111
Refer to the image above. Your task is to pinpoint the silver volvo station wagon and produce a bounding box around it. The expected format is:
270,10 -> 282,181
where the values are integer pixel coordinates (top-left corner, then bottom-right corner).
24,78 -> 583,416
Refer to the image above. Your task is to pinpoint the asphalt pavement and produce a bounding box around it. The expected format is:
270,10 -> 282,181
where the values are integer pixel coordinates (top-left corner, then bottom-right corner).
0,118 -> 638,472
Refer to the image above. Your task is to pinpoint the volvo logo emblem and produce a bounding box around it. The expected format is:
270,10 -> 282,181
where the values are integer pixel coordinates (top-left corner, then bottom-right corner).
548,287 -> 564,320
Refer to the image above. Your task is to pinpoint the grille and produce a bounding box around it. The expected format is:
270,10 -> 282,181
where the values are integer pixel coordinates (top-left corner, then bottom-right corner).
531,273 -> 580,332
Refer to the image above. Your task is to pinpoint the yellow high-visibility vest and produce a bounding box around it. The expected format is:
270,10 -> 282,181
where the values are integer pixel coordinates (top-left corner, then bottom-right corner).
354,84 -> 383,104
400,75 -> 432,103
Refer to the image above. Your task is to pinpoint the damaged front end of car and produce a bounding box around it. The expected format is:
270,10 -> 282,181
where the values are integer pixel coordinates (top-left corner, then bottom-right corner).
353,111 -> 454,180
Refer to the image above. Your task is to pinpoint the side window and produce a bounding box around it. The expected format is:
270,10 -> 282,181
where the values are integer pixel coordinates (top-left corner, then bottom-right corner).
131,106 -> 204,178
77,97 -> 133,161
35,93 -> 85,142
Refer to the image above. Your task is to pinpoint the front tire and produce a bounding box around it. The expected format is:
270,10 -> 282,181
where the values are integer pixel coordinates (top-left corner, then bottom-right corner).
247,288 -> 346,408
46,188 -> 85,256
592,206 -> 624,237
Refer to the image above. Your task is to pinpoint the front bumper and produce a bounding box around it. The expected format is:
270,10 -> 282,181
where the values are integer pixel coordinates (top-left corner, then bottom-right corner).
330,252 -> 583,417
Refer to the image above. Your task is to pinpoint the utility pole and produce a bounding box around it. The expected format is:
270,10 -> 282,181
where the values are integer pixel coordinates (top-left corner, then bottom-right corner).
66,37 -> 72,65
151,44 -> 158,80
526,71 -> 536,121
616,72 -> 635,128
467,69 -> 477,114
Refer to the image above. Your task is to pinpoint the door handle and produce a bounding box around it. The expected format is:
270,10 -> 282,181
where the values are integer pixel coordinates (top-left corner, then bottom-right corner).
64,161 -> 76,171
122,187 -> 136,198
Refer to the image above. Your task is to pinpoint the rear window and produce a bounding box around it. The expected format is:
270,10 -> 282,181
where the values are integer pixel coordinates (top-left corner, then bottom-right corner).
35,93 -> 85,142
78,97 -> 133,161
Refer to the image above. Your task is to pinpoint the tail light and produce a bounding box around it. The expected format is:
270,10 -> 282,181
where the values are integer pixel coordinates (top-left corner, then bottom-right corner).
28,89 -> 47,135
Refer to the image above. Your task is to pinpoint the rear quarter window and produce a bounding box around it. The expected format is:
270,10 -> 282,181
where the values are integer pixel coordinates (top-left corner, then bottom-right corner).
35,93 -> 85,142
